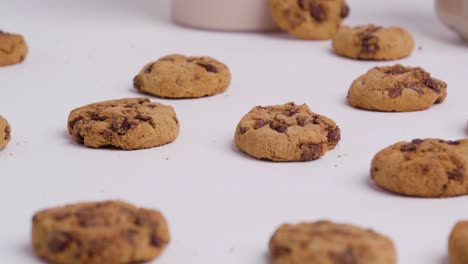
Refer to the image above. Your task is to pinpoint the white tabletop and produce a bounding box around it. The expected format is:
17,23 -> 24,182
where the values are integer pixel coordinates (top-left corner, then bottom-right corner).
0,0 -> 467,263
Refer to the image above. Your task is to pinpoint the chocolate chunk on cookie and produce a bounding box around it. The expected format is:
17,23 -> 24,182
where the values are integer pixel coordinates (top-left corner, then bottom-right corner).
0,30 -> 28,66
449,221 -> 468,264
133,54 -> 231,98
32,200 -> 169,264
268,0 -> 350,40
67,98 -> 179,150
332,25 -> 414,60
0,115 -> 11,150
371,138 -> 468,197
269,221 -> 396,264
347,64 -> 447,112
234,102 -> 340,162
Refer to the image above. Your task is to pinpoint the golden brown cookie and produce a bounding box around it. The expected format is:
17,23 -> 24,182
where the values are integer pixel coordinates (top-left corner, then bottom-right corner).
332,25 -> 414,60
269,221 -> 397,264
0,115 -> 11,150
133,54 -> 231,98
268,0 -> 350,40
449,221 -> 468,264
0,30 -> 28,66
67,98 -> 179,150
234,102 -> 340,162
347,64 -> 447,112
32,200 -> 169,264
371,138 -> 468,197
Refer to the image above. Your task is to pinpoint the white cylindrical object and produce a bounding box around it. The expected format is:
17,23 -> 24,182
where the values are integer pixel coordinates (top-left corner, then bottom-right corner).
435,0 -> 468,42
172,0 -> 279,31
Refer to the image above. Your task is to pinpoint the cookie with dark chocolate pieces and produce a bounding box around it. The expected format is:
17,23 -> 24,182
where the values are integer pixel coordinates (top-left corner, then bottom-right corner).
0,115 -> 11,150
371,138 -> 468,197
67,98 -> 179,150
0,30 -> 28,66
269,221 -> 397,264
31,200 -> 169,264
332,25 -> 414,60
347,64 -> 447,112
133,54 -> 231,98
234,102 -> 340,161
268,0 -> 350,40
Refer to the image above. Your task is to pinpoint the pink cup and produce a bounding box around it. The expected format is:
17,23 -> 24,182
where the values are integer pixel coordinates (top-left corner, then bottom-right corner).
436,0 -> 468,41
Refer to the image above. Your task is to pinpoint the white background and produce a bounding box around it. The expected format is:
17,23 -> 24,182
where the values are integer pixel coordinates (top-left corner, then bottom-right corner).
1,0 -> 467,263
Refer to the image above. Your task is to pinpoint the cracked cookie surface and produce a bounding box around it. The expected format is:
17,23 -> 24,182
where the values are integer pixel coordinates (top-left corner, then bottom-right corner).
133,54 -> 231,98
0,115 -> 11,150
268,0 -> 350,40
67,98 -> 179,150
347,64 -> 447,112
234,102 -> 340,162
449,221 -> 468,264
0,30 -> 28,66
269,221 -> 396,264
32,200 -> 169,264
371,138 -> 468,197
332,25 -> 414,60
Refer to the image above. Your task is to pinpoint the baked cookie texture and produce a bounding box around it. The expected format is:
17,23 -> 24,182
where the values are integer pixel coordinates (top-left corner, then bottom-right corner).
234,102 -> 340,162
347,64 -> 447,112
32,200 -> 169,264
67,98 -> 179,150
269,221 -> 397,264
268,0 -> 350,40
332,25 -> 414,60
0,30 -> 28,66
0,115 -> 11,149
449,221 -> 468,264
133,54 -> 231,98
371,138 -> 468,197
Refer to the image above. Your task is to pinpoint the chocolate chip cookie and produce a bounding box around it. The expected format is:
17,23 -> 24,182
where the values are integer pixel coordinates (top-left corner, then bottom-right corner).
234,102 -> 340,162
32,200 -> 169,264
332,25 -> 414,60
269,221 -> 397,264
67,98 -> 179,150
0,115 -> 11,150
0,30 -> 28,66
449,221 -> 468,264
347,64 -> 447,112
371,138 -> 468,197
268,0 -> 350,40
133,54 -> 231,98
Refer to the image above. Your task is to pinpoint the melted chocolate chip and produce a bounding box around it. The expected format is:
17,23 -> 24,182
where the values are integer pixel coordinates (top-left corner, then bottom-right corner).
54,211 -> 71,221
269,121 -> 289,133
340,4 -> 350,18
446,140 -> 460,145
197,62 -> 218,73
87,240 -> 105,257
255,120 -> 269,129
388,87 -> 402,98
447,168 -> 464,182
308,1 -> 326,22
327,127 -> 341,143
271,245 -> 291,257
111,116 -> 132,135
239,127 -> 247,134
76,209 -> 107,227
297,116 -> 307,127
135,113 -> 152,122
297,0 -> 306,9
400,143 -> 417,152
423,78 -> 440,93
150,235 -> 164,247
338,248 -> 356,264
4,125 -> 10,141
283,109 -> 299,117
47,231 -> 73,253
301,144 -> 323,161
411,139 -> 424,144
69,116 -> 84,129
383,65 -> 412,75
100,130 -> 112,141
145,63 -> 155,74
121,229 -> 139,245
359,26 -> 381,54
90,112 -> 106,121
147,104 -> 157,109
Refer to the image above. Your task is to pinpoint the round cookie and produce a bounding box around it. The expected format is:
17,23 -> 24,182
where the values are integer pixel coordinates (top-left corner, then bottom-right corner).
332,25 -> 414,60
371,138 -> 468,197
269,221 -> 397,264
67,98 -> 179,150
0,30 -> 28,66
133,54 -> 231,98
234,102 -> 340,162
268,0 -> 350,40
449,221 -> 468,264
32,200 -> 169,264
347,64 -> 447,112
0,115 -> 11,149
